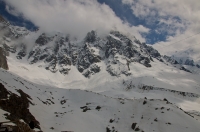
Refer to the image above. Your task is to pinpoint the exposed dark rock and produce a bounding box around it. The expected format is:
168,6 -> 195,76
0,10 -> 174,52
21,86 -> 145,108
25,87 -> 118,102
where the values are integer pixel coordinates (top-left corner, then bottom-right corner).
28,51 -> 35,59
163,98 -> 168,102
59,56 -> 71,66
3,44 -> 16,53
158,58 -> 164,62
77,58 -> 90,71
80,106 -> 91,112
78,65 -> 85,73
29,49 -> 44,64
184,59 -> 195,66
131,123 -> 137,130
163,55 -> 179,64
134,39 -> 141,45
50,127 -> 54,130
60,99 -> 67,105
16,44 -> 26,59
0,83 -> 40,129
143,59 -> 152,67
106,65 -> 118,76
106,127 -> 111,132
83,70 -> 91,78
140,44 -> 161,58
82,64 -> 100,77
59,68 -> 70,75
90,64 -> 100,73
166,122 -> 171,125
76,43 -> 101,76
89,54 -> 101,63
85,30 -> 96,43
45,54 -> 56,63
143,100 -> 147,105
29,120 -> 35,129
109,119 -> 115,123
139,84 -> 199,98
0,47 -> 9,70
35,33 -> 49,46
46,57 -> 57,73
96,106 -> 101,111
135,127 -> 140,131
54,42 -> 60,54
70,51 -> 78,65
39,54 -> 48,60
0,83 -> 10,100
180,67 -> 192,73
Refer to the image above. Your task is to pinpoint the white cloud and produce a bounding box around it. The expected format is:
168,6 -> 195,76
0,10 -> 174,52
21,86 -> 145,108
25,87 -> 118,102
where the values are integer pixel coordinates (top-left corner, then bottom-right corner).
122,0 -> 200,63
3,0 -> 149,41
5,5 -> 20,17
122,0 -> 200,52
121,0 -> 200,38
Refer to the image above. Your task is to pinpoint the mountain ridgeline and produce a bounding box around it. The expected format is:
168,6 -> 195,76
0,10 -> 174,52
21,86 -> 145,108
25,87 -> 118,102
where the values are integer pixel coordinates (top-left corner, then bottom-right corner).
0,15 -> 193,78
1,31 -> 192,77
1,29 -> 193,78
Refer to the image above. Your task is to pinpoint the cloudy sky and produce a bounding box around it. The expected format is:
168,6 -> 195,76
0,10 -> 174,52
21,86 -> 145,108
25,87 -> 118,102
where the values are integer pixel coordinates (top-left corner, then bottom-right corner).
0,0 -> 200,46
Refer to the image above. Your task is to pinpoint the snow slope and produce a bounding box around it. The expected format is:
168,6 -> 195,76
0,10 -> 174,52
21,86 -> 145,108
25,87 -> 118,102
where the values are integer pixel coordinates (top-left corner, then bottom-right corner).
5,43 -> 200,117
7,50 -> 200,94
0,68 -> 200,132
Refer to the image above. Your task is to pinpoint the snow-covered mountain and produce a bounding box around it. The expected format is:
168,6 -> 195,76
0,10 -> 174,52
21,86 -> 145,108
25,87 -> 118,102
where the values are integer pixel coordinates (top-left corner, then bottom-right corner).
1,15 -> 200,132
153,39 -> 200,73
0,17 -> 194,77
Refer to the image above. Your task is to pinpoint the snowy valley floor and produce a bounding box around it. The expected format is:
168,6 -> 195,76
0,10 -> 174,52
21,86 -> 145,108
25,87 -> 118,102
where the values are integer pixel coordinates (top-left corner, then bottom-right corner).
0,67 -> 200,132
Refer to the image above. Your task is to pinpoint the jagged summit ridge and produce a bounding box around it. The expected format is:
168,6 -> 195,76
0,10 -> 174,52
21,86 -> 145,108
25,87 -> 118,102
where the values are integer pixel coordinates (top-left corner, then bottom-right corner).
1,27 -> 192,78
2,30 -> 155,76
0,15 -> 193,78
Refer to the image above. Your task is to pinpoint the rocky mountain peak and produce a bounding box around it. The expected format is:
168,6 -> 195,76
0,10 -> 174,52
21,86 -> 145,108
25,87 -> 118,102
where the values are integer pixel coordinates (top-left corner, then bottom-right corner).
85,30 -> 97,43
0,18 -> 194,77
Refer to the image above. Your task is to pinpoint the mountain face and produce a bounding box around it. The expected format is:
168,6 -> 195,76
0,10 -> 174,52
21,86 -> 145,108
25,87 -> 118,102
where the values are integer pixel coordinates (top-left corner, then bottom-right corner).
0,17 -> 193,78
1,15 -> 200,132
1,15 -> 199,95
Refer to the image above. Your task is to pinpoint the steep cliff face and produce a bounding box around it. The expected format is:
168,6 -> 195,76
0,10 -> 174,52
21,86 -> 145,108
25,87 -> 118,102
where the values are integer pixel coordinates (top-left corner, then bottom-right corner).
0,47 -> 8,70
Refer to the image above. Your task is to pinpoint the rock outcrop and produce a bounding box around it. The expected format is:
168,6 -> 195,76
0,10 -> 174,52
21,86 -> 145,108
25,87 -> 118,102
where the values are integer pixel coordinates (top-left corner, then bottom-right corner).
0,83 -> 40,130
0,47 -> 8,70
